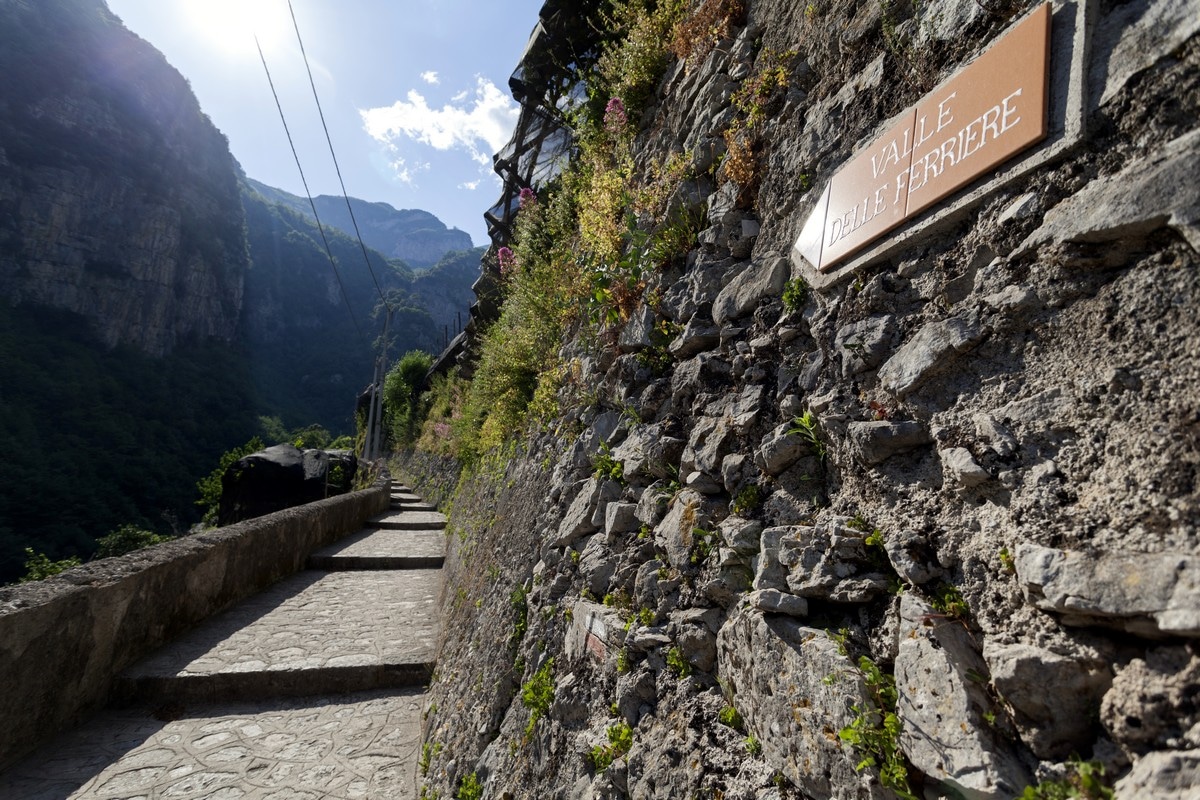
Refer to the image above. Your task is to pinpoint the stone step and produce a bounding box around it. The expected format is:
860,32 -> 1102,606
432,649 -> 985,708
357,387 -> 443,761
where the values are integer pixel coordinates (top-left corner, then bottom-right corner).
390,492 -> 424,503
116,570 -> 442,704
371,510 -> 446,531
391,499 -> 438,512
0,689 -> 424,799
308,529 -> 445,570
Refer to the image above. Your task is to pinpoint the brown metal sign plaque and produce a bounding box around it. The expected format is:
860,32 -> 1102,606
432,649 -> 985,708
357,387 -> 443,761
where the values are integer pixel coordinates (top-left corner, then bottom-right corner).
795,3 -> 1051,272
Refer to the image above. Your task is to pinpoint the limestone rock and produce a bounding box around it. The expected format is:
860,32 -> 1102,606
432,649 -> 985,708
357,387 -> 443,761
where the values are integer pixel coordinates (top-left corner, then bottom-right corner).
754,422 -> 811,476
1016,545 -> 1200,637
618,304 -> 657,353
682,416 -> 735,477
940,447 -> 991,489
556,478 -> 620,546
654,490 -> 710,572
1113,750 -> 1200,800
1017,129 -> 1200,255
896,595 -> 1030,799
719,516 -> 763,556
878,316 -> 986,397
1094,0 -> 1200,108
718,609 -> 891,799
711,256 -> 788,325
746,588 -> 809,617
579,535 -> 618,597
1101,645 -> 1200,755
835,315 -> 897,376
983,642 -> 1113,759
668,317 -> 720,358
779,523 -> 890,603
604,502 -> 639,538
849,420 -> 933,465
882,529 -> 941,586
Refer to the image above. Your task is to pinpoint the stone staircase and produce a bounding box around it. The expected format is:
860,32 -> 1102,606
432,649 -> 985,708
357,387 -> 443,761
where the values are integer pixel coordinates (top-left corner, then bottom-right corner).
0,483 -> 444,800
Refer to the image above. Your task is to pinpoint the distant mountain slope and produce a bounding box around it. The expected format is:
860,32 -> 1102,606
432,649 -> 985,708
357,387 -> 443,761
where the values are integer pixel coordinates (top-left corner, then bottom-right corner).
240,180 -> 483,432
244,178 -> 474,269
0,0 -> 247,357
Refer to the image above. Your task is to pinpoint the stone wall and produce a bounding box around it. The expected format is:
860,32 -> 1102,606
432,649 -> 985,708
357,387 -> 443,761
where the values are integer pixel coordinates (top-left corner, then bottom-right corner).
414,0 -> 1199,798
0,481 -> 390,771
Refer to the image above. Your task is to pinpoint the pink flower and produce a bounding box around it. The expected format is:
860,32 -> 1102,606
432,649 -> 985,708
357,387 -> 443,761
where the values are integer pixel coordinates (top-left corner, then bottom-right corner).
604,97 -> 628,134
519,187 -> 537,208
497,246 -> 515,276
433,422 -> 451,439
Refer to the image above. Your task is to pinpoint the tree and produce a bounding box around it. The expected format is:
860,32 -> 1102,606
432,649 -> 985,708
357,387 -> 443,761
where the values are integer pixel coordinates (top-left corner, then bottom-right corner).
384,350 -> 434,448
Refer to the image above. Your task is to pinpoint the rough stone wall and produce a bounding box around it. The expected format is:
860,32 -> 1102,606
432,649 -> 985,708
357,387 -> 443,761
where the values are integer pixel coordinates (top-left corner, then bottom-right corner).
408,0 -> 1199,797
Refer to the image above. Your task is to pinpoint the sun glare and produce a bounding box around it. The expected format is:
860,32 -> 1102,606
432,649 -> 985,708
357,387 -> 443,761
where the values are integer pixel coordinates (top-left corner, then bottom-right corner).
181,0 -> 291,59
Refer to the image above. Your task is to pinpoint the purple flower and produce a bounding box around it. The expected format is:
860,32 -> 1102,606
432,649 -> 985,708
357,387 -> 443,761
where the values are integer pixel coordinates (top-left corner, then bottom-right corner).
497,246 -> 514,275
433,422 -> 451,439
604,97 -> 628,134
519,187 -> 537,208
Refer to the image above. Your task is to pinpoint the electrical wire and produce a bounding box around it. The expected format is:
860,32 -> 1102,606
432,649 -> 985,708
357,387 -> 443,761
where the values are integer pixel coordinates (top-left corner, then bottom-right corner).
254,34 -> 367,346
285,0 -> 393,317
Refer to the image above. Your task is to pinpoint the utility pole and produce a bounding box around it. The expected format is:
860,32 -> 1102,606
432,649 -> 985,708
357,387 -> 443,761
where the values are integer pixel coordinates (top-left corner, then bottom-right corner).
362,308 -> 392,463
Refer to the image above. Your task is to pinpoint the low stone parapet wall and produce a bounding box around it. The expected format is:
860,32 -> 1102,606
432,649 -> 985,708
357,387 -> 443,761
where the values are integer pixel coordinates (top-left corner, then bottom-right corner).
0,480 -> 391,771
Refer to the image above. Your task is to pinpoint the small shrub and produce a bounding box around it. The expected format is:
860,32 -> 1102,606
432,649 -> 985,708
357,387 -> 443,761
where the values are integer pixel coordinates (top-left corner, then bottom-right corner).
745,735 -> 762,755
838,656 -> 917,799
667,646 -> 692,678
94,524 -> 172,559
929,583 -> 969,619
19,547 -> 81,583
789,410 -> 827,460
521,658 -> 556,735
690,527 -> 717,565
731,484 -> 762,515
1016,758 -> 1114,799
718,705 -> 744,731
592,443 -> 626,483
589,720 -> 635,772
454,772 -> 483,800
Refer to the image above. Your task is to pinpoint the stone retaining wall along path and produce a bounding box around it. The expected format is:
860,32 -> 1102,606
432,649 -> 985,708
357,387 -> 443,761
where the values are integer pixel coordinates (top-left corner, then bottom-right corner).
0,483 -> 445,800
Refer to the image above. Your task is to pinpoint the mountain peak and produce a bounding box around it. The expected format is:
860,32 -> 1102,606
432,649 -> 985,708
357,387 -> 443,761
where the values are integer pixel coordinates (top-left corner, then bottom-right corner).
244,178 -> 473,269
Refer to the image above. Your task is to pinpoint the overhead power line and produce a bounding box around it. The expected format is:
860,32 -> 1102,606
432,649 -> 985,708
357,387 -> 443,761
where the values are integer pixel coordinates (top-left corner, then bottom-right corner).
286,0 -> 393,317
254,35 -> 368,346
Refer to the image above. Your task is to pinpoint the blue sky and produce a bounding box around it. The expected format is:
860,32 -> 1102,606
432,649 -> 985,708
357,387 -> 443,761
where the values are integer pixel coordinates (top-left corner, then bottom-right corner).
104,0 -> 545,246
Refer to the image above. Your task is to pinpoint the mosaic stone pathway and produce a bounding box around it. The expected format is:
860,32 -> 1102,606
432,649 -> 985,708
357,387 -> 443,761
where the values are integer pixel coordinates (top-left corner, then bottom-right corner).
0,484 -> 444,800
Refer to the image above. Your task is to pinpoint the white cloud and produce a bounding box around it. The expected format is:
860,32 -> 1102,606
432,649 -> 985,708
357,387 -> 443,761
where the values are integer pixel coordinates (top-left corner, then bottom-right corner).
420,70 -> 439,85
451,90 -> 468,102
360,76 -> 519,168
388,156 -> 430,187
459,180 -> 481,190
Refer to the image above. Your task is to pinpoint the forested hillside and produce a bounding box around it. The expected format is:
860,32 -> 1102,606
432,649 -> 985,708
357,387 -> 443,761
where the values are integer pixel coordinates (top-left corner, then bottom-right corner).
0,0 -> 481,583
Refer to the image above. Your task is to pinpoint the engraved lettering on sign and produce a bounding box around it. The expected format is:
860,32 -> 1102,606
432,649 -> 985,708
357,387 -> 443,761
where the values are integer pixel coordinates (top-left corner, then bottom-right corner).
793,3 -> 1051,272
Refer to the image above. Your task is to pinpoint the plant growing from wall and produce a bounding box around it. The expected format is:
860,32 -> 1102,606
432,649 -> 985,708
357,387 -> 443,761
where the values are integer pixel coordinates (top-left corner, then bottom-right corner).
789,410 -> 827,460
1016,758 -> 1114,799
838,656 -> 917,799
454,772 -> 482,800
521,658 -> 556,736
19,548 -> 81,583
588,720 -> 634,772
782,276 -> 809,312
93,524 -> 173,559
670,0 -> 748,69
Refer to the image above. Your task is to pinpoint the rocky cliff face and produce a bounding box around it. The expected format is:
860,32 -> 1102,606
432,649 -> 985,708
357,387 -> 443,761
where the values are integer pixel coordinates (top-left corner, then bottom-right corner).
401,0 -> 1200,798
0,0 -> 247,356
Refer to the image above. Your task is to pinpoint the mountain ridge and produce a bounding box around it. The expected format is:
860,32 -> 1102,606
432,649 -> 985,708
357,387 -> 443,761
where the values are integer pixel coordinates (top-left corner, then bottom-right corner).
244,177 -> 475,270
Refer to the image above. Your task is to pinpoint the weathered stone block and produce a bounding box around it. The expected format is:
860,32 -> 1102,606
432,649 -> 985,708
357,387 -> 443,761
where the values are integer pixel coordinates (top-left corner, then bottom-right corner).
878,316 -> 985,397
712,256 -> 788,325
1016,544 -> 1200,637
896,595 -> 1030,799
717,608 -> 890,799
849,420 -> 932,465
